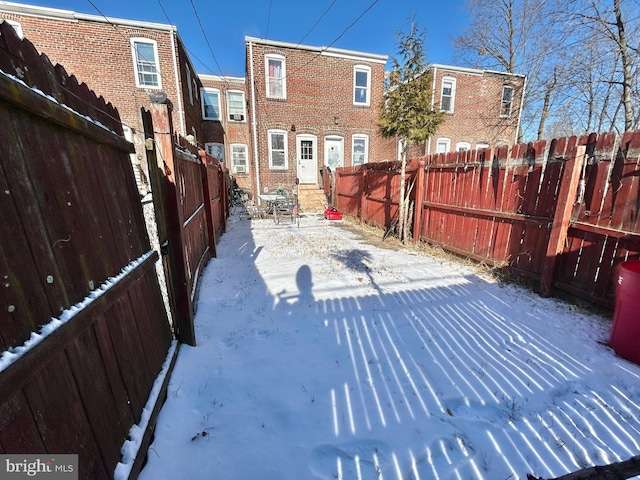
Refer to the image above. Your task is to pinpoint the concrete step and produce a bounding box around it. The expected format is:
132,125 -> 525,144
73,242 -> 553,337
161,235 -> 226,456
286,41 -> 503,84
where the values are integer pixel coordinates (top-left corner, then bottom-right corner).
297,185 -> 327,213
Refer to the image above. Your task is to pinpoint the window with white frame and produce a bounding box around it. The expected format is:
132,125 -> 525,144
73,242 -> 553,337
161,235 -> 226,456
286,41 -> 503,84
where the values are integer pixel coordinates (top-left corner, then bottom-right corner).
353,65 -> 371,106
205,142 -> 225,162
436,138 -> 451,154
201,88 -> 220,120
131,38 -> 161,88
440,77 -> 456,113
230,144 -> 248,174
352,135 -> 369,166
227,90 -> 246,122
456,142 -> 471,152
2,19 -> 23,39
266,54 -> 286,99
268,130 -> 288,169
476,142 -> 490,151
501,85 -> 514,117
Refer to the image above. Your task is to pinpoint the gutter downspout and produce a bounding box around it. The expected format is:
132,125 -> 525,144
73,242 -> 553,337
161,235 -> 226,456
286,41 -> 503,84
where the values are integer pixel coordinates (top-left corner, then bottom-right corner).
249,40 -> 262,203
170,29 -> 185,136
515,75 -> 527,144
427,66 -> 438,156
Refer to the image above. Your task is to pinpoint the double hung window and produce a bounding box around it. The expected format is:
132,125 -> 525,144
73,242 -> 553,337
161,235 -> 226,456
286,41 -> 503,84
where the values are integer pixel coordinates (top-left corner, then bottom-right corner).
131,39 -> 161,88
266,55 -> 286,99
201,88 -> 221,120
354,65 -> 371,106
268,130 -> 288,169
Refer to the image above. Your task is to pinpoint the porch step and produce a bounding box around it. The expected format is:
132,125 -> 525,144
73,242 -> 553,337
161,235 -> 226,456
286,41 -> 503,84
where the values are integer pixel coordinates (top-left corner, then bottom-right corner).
297,184 -> 328,213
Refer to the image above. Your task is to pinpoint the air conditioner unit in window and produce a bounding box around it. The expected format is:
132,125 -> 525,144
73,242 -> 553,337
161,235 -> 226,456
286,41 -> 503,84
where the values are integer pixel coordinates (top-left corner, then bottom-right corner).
230,114 -> 244,121
234,166 -> 247,174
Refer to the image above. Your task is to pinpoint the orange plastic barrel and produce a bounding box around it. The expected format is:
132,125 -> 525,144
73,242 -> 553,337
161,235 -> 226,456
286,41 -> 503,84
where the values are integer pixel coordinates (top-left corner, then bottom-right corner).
610,260 -> 640,364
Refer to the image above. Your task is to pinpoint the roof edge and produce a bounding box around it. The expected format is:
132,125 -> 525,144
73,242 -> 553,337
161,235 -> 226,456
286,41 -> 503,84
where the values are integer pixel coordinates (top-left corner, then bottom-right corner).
245,36 -> 388,64
430,63 -> 526,78
199,74 -> 245,83
0,1 -> 176,31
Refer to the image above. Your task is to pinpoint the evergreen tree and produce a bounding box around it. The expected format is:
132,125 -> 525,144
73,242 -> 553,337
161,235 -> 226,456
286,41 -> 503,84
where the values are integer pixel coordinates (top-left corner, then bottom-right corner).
379,16 -> 444,243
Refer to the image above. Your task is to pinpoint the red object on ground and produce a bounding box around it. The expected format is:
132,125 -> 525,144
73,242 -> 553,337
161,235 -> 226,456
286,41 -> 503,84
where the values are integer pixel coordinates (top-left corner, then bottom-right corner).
324,207 -> 342,221
610,260 -> 640,364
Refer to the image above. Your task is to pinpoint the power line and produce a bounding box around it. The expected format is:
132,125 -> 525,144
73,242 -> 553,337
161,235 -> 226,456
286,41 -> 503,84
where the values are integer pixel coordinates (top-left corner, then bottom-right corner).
276,0 -> 382,86
265,0 -> 273,41
323,0 -> 380,50
155,0 -> 218,76
188,0 -> 225,78
295,0 -> 339,46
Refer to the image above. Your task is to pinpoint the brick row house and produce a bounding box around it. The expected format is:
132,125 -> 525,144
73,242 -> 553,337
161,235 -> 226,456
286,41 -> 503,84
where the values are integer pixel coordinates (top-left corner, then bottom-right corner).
0,1 -> 211,195
418,64 -> 526,158
1,1 -> 526,210
199,74 -> 251,178
243,36 -> 393,204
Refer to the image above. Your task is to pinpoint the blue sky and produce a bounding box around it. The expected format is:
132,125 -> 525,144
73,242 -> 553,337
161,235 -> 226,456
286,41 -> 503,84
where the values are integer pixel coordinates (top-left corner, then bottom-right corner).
27,0 -> 470,77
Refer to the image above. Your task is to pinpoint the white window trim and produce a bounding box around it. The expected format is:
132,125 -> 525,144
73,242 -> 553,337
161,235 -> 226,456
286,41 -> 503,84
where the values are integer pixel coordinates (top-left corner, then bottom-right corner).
201,87 -> 221,120
268,129 -> 288,169
227,90 -> 246,122
230,143 -> 249,174
501,85 -> 514,117
353,65 -> 371,106
265,54 -> 286,99
130,38 -> 161,89
205,142 -> 225,162
476,142 -> 490,151
440,76 -> 456,113
352,134 -> 369,166
436,138 -> 451,154
456,142 -> 471,152
3,19 -> 23,39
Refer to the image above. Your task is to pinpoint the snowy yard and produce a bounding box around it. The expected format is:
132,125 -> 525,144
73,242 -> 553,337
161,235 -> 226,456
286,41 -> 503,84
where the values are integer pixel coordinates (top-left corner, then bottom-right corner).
138,213 -> 640,480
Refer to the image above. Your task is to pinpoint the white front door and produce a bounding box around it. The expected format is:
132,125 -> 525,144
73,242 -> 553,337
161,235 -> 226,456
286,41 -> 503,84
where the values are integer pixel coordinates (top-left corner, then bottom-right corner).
296,135 -> 317,184
324,136 -> 344,171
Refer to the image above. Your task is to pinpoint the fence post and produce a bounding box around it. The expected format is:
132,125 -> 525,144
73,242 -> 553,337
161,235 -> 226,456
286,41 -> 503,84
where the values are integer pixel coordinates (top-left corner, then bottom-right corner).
150,102 -> 196,346
413,160 -> 426,243
360,167 -> 367,221
540,140 -> 586,297
220,163 -> 229,227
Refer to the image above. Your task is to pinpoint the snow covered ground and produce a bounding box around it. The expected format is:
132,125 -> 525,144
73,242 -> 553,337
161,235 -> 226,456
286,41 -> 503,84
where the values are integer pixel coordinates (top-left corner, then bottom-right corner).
138,213 -> 640,480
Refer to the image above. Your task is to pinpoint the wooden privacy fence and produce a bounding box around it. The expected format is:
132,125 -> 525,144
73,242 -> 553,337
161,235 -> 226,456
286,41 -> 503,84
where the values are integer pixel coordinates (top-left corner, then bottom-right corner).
0,21 -> 173,479
145,102 -> 229,346
334,131 -> 640,308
